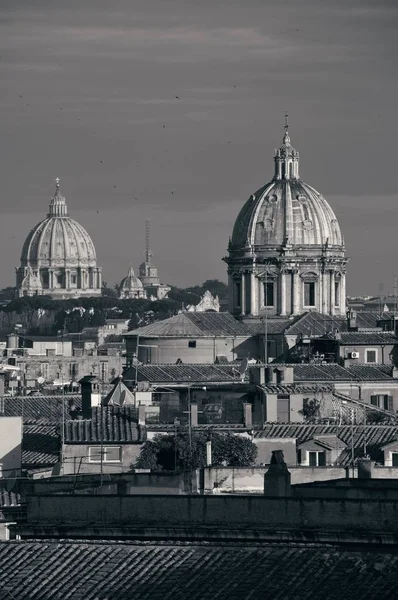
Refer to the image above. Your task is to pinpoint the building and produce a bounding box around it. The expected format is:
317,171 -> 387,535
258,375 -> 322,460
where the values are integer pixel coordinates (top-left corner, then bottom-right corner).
186,290 -> 220,312
16,179 -> 102,298
224,115 -> 347,318
0,416 -> 22,477
118,267 -> 146,299
125,312 -> 256,365
138,220 -> 170,300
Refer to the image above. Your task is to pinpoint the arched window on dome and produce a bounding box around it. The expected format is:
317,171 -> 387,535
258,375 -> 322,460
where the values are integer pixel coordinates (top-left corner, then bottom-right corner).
263,281 -> 275,307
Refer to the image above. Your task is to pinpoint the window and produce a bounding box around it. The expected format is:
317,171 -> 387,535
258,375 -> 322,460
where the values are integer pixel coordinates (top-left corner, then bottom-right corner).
40,363 -> 49,379
188,340 -> 197,348
334,281 -> 340,306
371,395 -> 393,411
264,281 -> 274,307
308,451 -> 326,467
71,275 -> 77,284
69,362 -> 78,378
366,349 -> 377,363
88,446 -> 122,463
304,281 -> 316,306
392,453 -> 398,467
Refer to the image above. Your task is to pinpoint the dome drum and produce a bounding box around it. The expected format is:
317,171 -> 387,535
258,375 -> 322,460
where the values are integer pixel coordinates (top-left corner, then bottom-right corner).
225,119 -> 348,318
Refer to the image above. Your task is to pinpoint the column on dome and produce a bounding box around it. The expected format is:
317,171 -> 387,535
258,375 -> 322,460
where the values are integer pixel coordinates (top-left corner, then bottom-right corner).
258,276 -> 264,310
98,269 -> 102,291
240,272 -> 246,315
330,270 -> 335,316
280,270 -> 287,316
250,272 -> 257,315
49,269 -> 54,290
321,271 -> 327,314
66,269 -> 70,290
228,273 -> 234,313
292,269 -> 300,315
317,273 -> 322,312
340,272 -> 346,314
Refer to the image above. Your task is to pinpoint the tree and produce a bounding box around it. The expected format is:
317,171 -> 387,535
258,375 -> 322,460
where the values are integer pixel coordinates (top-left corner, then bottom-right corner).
299,398 -> 321,423
134,431 -> 258,471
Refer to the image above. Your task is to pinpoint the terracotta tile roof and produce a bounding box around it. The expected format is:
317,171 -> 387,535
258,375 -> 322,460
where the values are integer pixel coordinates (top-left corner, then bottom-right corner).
269,363 -> 395,381
245,317 -> 294,335
285,312 -> 345,337
254,424 -> 398,466
22,421 -> 60,468
261,384 -> 333,394
64,406 -> 146,443
126,312 -> 251,338
0,541 -> 398,599
0,395 -> 81,421
339,332 -> 398,345
124,364 -> 241,384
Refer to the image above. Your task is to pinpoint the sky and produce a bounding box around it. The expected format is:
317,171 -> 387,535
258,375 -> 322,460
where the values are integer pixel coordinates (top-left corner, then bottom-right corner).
0,0 -> 397,296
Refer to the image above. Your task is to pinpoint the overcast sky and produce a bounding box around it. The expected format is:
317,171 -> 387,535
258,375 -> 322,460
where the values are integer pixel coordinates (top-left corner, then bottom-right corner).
0,0 -> 397,295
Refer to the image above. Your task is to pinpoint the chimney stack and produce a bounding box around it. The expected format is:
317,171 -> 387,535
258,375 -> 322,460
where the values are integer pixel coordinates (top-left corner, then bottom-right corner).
79,376 -> 101,419
138,404 -> 146,426
347,309 -> 358,331
264,450 -> 291,497
243,403 -> 252,428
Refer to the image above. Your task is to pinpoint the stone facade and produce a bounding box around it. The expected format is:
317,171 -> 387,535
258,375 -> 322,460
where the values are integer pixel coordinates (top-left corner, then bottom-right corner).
224,117 -> 347,317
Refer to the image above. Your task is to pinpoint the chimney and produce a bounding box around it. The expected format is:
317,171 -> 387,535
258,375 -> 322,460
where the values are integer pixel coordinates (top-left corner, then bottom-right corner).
347,309 -> 358,331
6,333 -> 19,350
0,371 -> 5,397
80,376 -> 101,419
357,457 -> 375,479
243,403 -> 252,428
138,404 -> 146,426
264,450 -> 291,497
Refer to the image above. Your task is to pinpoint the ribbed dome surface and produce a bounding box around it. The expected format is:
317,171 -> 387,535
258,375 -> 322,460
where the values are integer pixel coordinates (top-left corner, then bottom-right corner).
20,182 -> 97,267
231,179 -> 344,249
21,216 -> 97,265
120,268 -> 144,291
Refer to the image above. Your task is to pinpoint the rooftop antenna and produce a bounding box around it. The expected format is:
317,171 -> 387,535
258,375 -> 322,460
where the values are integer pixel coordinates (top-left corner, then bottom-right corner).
394,276 -> 397,319
145,219 -> 152,264
379,282 -> 384,318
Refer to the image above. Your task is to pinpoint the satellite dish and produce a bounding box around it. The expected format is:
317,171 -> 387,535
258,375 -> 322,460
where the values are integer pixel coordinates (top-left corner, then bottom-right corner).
238,357 -> 249,380
37,377 -> 45,385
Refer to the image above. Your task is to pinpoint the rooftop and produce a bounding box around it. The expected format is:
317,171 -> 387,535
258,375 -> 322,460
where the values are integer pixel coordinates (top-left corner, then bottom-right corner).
0,395 -> 81,421
123,363 -> 243,384
126,312 -> 251,338
22,421 -> 60,468
267,363 -> 395,381
0,540 -> 397,599
64,406 -> 146,443
339,332 -> 398,345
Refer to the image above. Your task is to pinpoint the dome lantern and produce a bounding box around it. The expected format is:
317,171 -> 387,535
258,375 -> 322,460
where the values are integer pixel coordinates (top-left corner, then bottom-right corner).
48,178 -> 68,217
273,112 -> 300,181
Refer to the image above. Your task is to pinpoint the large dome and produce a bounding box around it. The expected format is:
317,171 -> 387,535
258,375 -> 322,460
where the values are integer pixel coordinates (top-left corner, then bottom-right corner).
231,179 -> 344,249
225,115 -> 348,318
16,179 -> 102,298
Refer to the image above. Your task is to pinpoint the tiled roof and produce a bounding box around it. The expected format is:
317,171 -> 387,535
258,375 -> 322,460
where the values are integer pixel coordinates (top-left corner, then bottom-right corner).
126,312 -> 251,338
254,424 -> 398,466
0,395 -> 81,421
64,406 -> 146,443
124,364 -> 241,384
245,317 -> 294,335
261,384 -> 333,394
285,312 -> 345,337
339,332 -> 398,345
0,490 -> 20,508
268,363 -> 395,381
0,541 -> 398,599
22,421 -> 60,467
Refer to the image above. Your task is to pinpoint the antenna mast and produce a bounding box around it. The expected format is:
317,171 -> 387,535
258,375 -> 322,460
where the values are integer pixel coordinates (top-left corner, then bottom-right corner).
145,219 -> 152,264
394,276 -> 397,318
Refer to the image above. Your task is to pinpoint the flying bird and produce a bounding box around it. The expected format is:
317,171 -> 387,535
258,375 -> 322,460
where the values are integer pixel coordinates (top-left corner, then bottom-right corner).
100,160 -> 103,164
175,96 -> 179,99
96,210 -> 100,214
113,185 -> 116,188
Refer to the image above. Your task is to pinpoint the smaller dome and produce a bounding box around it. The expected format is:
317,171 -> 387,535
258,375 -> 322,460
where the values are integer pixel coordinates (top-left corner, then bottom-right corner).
119,267 -> 146,299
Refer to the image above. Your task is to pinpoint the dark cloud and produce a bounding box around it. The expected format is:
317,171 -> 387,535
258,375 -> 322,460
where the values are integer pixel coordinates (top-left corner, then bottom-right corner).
0,0 -> 397,294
